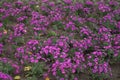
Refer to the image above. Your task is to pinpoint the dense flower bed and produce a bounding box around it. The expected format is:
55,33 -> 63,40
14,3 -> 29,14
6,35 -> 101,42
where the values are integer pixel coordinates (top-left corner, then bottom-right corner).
0,0 -> 120,80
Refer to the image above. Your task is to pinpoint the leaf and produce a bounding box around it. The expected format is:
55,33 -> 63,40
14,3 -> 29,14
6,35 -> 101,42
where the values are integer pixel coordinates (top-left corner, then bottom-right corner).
14,37 -> 25,46
57,70 -> 64,77
52,21 -> 65,29
28,62 -> 45,76
0,61 -> 14,74
47,31 -> 57,37
26,75 -> 37,80
103,21 -> 115,29
107,50 -> 113,57
52,38 -> 57,44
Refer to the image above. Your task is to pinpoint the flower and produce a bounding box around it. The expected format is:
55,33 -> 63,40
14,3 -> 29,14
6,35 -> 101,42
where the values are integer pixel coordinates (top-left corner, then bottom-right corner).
13,23 -> 26,36
86,0 -> 94,5
14,75 -> 21,80
24,66 -> 32,71
98,2 -> 111,12
0,0 -> 118,79
0,23 -> 3,27
63,0 -> 72,4
45,76 -> 50,80
36,5 -> 39,8
3,29 -> 7,34
0,72 -> 12,80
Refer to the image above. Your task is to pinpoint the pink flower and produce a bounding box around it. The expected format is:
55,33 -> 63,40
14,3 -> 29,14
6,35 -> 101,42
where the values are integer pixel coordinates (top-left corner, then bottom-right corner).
58,42 -> 64,47
72,69 -> 76,73
74,77 -> 78,80
88,62 -> 92,67
0,23 -> 3,27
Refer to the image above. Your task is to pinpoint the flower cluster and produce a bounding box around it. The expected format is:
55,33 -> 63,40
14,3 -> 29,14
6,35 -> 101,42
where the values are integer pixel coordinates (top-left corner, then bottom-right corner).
13,23 -> 27,37
0,72 -> 12,80
0,0 -> 120,80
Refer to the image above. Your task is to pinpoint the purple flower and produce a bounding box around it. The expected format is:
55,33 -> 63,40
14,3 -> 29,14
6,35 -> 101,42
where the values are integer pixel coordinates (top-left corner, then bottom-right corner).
116,21 -> 120,29
0,72 -> 12,80
48,2 -> 55,7
80,26 -> 92,36
109,0 -> 119,6
13,23 -> 27,36
17,16 -> 28,22
86,0 -> 94,5
74,77 -> 78,80
65,21 -> 77,31
98,3 -> 111,12
42,0 -> 49,3
60,78 -> 64,80
88,62 -> 92,67
0,23 -> 3,27
15,1 -> 23,6
58,42 -> 64,47
63,0 -> 72,4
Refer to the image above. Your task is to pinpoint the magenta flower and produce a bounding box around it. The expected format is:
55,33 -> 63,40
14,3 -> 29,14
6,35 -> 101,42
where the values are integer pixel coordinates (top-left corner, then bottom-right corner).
0,23 -> 3,27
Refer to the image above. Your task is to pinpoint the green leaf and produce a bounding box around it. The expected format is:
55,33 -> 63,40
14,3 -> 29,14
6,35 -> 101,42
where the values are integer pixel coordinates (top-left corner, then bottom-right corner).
14,37 -> 25,46
26,76 -> 37,80
57,70 -> 64,77
47,31 -> 57,37
103,21 -> 115,29
0,61 -> 14,74
27,62 -> 46,76
107,50 -> 113,57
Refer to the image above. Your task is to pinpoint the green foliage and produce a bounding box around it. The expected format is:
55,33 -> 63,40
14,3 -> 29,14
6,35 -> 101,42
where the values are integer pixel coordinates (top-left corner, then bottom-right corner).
47,31 -> 57,37
68,48 -> 77,58
89,73 -> 109,80
47,53 -> 54,59
0,61 -> 14,74
52,38 -> 57,44
0,34 -> 8,43
3,17 -> 13,28
26,75 -> 37,80
116,55 -> 120,61
52,21 -> 65,30
103,21 -> 115,29
114,14 -> 120,21
57,70 -> 64,78
58,58 -> 64,62
111,55 -> 120,64
26,62 -> 46,77
30,4 -> 41,13
107,50 -> 114,58
13,37 -> 25,46
75,10 -> 83,16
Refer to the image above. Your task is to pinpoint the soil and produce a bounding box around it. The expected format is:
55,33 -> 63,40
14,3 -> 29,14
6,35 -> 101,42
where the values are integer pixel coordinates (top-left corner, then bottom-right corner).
110,63 -> 120,80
